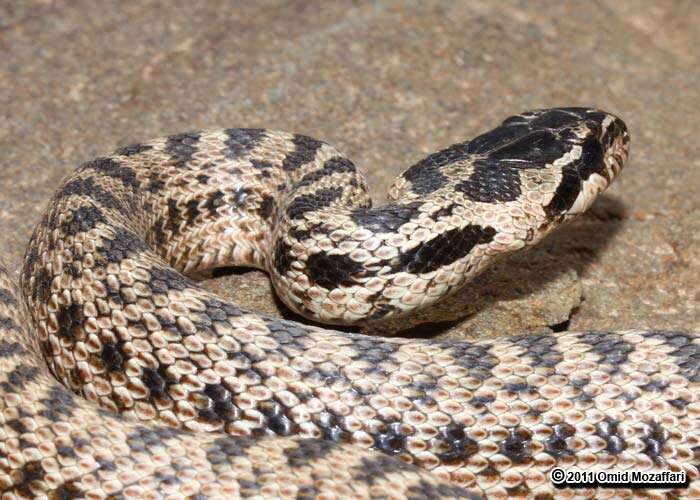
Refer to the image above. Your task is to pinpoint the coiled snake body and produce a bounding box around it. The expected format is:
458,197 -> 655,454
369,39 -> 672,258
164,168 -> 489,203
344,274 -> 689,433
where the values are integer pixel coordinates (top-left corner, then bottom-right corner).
1,107 -> 698,498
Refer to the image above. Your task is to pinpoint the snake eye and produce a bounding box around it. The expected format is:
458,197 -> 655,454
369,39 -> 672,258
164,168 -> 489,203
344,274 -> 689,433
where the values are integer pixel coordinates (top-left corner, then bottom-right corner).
584,119 -> 602,138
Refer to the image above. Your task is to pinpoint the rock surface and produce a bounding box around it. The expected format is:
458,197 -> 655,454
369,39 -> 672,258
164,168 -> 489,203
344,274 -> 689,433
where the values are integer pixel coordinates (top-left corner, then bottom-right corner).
1,0 -> 698,338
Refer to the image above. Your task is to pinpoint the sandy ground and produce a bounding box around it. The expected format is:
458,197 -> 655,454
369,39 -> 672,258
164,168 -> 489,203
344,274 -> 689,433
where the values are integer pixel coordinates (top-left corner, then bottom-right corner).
1,0 -> 697,338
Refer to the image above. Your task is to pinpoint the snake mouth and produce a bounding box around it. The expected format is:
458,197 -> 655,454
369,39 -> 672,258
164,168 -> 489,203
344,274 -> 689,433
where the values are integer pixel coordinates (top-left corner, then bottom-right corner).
602,114 -> 630,182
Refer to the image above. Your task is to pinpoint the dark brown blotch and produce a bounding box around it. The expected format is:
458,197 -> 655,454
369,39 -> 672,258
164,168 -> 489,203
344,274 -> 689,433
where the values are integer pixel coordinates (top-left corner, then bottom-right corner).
499,427 -> 533,464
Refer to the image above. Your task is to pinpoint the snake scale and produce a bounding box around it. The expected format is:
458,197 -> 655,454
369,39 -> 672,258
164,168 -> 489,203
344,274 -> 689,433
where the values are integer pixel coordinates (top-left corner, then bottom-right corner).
1,107 -> 698,499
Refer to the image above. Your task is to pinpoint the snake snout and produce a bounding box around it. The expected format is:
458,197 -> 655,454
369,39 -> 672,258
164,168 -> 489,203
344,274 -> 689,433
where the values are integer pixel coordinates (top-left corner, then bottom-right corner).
597,112 -> 630,182
571,108 -> 630,181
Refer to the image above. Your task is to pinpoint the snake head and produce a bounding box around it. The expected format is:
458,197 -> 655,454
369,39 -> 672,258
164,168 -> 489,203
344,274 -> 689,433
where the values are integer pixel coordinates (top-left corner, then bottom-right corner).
454,107 -> 631,251
535,107 -> 630,219
472,108 -> 631,266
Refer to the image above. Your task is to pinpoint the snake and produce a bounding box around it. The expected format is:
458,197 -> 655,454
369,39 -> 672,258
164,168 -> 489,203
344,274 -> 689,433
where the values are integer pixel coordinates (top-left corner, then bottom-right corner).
0,106 -> 698,499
